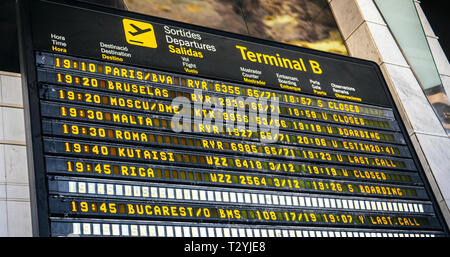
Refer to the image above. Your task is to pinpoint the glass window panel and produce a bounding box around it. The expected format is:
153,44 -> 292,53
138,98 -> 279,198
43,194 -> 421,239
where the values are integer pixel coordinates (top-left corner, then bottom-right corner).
375,0 -> 450,134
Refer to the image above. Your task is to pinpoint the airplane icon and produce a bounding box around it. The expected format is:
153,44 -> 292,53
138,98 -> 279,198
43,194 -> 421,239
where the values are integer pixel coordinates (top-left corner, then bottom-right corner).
123,19 -> 157,48
128,23 -> 153,37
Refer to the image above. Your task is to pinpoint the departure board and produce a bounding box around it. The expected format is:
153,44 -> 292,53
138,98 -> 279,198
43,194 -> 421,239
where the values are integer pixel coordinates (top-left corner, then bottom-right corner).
17,0 -> 448,237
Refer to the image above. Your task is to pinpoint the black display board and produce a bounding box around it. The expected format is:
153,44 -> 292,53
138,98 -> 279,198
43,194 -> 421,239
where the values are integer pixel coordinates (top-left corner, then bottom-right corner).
17,0 -> 448,237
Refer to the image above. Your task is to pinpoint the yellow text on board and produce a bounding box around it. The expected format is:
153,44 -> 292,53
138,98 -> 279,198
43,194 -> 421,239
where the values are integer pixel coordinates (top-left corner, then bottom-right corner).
236,45 -> 322,74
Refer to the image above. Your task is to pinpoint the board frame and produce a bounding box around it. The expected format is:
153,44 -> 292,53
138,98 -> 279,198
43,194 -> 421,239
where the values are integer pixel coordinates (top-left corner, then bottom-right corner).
16,0 -> 449,236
